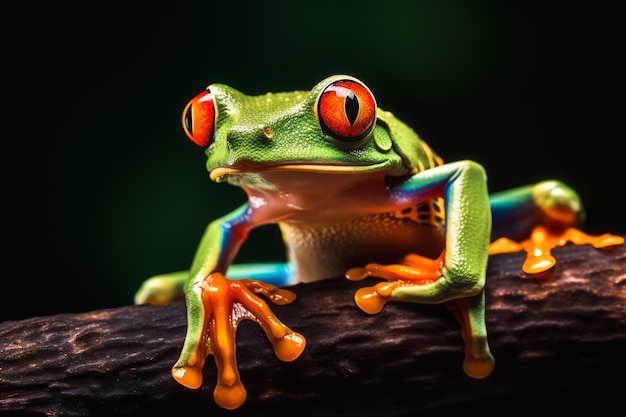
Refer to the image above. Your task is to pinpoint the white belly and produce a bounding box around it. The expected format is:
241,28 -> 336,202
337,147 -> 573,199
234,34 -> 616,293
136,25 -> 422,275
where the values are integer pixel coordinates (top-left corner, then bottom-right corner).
279,214 -> 445,283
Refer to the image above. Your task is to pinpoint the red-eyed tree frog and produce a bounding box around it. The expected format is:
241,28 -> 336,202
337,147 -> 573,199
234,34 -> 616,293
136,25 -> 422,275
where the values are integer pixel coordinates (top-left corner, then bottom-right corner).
134,75 -> 623,409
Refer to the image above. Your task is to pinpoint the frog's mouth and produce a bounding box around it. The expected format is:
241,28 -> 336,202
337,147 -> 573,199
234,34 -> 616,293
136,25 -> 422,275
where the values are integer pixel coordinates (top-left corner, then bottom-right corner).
209,162 -> 392,182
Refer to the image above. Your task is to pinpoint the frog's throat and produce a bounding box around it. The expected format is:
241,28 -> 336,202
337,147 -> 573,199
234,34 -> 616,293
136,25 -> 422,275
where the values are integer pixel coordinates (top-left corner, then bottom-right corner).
209,162 -> 393,181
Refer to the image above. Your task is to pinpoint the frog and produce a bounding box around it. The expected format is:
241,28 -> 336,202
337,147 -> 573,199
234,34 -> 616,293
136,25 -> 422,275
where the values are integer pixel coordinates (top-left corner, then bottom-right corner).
134,75 -> 624,410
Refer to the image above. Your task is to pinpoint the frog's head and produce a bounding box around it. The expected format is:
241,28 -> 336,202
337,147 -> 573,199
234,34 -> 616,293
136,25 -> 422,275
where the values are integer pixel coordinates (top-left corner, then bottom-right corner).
181,75 -> 423,188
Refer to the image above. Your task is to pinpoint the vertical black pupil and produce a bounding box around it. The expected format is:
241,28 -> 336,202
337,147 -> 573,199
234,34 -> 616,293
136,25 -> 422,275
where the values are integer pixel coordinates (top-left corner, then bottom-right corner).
344,92 -> 359,125
185,105 -> 193,133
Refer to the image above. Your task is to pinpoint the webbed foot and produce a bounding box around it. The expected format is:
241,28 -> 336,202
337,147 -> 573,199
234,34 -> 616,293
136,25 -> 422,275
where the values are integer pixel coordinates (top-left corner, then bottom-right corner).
346,251 -> 495,379
489,225 -> 624,274
171,272 -> 306,409
345,251 -> 444,314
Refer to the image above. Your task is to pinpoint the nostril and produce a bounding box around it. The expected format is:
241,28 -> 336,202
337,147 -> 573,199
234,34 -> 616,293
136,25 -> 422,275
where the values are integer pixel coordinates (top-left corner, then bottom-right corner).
227,125 -> 273,145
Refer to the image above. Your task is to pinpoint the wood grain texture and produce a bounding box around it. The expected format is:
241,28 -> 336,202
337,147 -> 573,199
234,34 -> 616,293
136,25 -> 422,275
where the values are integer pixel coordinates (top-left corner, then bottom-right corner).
1,241 -> 624,416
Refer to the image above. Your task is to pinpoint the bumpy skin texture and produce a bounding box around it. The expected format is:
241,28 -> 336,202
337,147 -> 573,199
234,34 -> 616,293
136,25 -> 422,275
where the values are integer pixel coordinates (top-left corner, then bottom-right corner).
134,75 -> 623,410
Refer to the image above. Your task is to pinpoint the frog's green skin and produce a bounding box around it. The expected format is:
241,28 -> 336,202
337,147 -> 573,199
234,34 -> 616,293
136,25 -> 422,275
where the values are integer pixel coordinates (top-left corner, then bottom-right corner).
135,75 -> 623,410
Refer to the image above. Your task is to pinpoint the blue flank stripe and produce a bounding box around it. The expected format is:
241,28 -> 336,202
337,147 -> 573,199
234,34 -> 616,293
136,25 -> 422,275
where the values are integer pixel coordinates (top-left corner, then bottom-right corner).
226,262 -> 294,287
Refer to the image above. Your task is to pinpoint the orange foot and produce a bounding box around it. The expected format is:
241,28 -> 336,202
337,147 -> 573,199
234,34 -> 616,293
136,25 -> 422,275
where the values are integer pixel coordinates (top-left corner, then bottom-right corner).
489,226 -> 624,274
345,251 -> 444,314
346,250 -> 495,380
171,272 -> 306,410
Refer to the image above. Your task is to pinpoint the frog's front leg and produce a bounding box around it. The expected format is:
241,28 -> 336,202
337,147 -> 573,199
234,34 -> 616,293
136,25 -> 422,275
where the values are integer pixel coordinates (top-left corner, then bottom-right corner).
347,160 -> 495,379
169,204 -> 305,409
488,180 -> 624,274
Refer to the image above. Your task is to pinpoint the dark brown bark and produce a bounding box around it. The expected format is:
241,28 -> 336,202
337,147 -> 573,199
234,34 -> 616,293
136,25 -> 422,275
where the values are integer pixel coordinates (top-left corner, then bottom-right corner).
1,241 -> 625,417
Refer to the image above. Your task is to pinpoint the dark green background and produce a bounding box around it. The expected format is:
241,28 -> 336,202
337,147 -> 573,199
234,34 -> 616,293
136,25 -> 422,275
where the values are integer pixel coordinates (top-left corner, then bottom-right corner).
5,0 -> 625,321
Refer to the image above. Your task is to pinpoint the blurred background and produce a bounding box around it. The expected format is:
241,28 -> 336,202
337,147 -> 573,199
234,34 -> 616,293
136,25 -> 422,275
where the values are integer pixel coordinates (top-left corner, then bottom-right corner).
5,0 -> 625,321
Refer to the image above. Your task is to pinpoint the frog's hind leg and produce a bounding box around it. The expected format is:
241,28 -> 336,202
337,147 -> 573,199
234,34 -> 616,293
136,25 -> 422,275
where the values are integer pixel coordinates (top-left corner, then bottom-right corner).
135,270 -> 188,305
488,180 -> 623,274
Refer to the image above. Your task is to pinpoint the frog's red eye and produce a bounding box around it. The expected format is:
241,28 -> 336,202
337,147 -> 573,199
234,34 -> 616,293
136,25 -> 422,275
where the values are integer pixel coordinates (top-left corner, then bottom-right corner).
182,89 -> 216,148
316,79 -> 376,140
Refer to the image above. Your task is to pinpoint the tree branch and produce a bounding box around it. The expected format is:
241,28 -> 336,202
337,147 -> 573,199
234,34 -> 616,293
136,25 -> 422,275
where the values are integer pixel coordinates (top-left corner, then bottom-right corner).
1,241 -> 625,416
